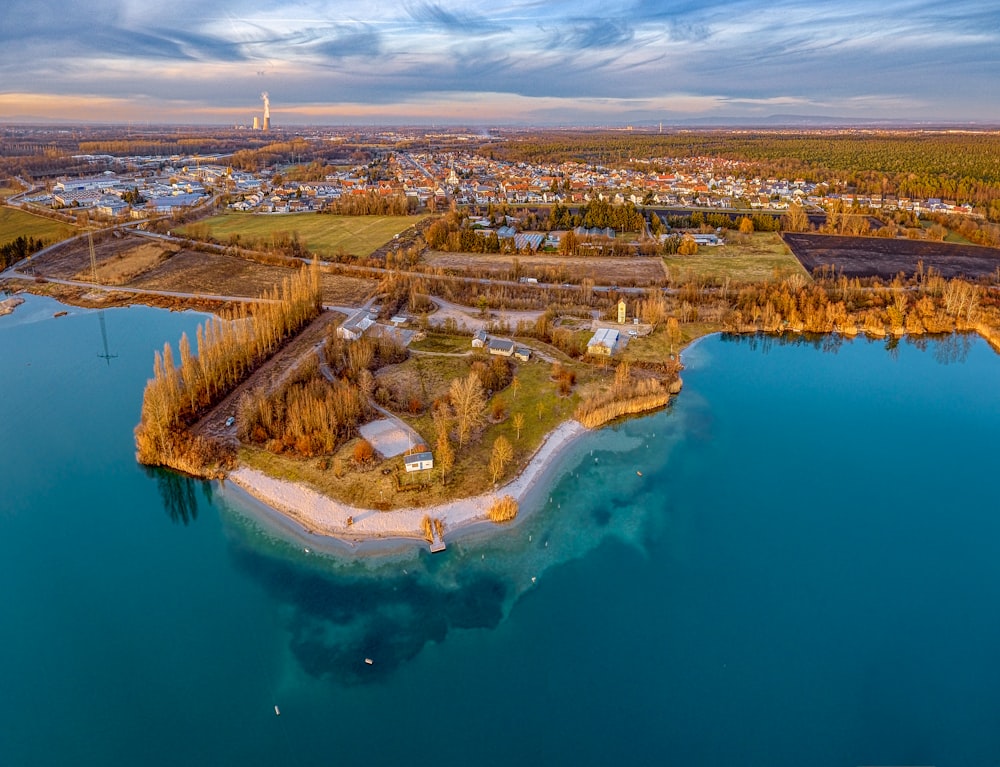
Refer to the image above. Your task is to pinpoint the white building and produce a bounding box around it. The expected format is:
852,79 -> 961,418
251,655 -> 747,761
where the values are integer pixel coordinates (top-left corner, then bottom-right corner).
587,327 -> 619,356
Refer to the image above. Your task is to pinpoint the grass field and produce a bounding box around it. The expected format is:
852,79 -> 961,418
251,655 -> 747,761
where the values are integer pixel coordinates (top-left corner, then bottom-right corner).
663,232 -> 808,284
622,321 -> 721,365
128,248 -> 376,304
184,212 -> 428,258
408,335 -> 472,354
73,241 -> 177,285
425,251 -> 666,286
0,207 -> 76,246
919,220 -> 975,246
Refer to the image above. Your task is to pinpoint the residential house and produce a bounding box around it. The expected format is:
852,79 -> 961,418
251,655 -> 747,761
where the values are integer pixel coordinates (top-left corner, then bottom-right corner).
487,338 -> 515,357
404,451 -> 434,472
337,309 -> 377,341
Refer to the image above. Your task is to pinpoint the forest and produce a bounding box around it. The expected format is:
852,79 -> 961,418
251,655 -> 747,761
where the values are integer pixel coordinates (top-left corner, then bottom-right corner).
0,235 -> 45,270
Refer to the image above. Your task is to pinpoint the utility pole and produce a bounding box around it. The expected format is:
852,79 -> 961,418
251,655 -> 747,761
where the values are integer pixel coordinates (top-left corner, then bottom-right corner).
88,232 -> 98,284
97,311 -> 118,366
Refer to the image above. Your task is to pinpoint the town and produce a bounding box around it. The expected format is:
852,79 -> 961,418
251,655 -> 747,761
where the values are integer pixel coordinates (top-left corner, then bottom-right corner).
5,126 -> 980,231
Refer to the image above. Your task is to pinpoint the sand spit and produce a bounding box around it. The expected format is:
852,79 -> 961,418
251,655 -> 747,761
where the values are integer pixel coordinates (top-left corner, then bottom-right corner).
228,419 -> 588,549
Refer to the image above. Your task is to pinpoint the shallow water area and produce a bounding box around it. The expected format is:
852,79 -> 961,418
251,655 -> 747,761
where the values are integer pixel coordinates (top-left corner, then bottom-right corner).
3,294 -> 1000,766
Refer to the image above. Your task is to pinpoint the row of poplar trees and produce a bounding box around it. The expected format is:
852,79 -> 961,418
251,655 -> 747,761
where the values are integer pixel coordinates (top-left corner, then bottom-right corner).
135,260 -> 322,465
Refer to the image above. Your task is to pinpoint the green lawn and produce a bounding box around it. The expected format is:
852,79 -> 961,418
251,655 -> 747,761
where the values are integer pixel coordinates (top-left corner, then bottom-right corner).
622,321 -> 721,365
183,212 -> 428,258
408,334 -> 472,354
663,232 -> 808,284
0,207 -> 76,246
919,220 -> 975,246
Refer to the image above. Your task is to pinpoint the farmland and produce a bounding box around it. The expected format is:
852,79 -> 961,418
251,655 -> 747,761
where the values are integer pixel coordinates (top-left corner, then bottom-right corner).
0,207 -> 76,247
783,233 -> 1000,280
130,249 -> 376,305
662,232 -> 809,284
182,212 -> 429,258
25,232 -> 376,305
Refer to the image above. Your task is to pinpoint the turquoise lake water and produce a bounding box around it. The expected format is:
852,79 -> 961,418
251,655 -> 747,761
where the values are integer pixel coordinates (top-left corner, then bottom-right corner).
3,294 -> 1000,766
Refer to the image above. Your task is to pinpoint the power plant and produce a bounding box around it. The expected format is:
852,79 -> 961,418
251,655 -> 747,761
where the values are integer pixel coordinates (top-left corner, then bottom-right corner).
249,93 -> 271,130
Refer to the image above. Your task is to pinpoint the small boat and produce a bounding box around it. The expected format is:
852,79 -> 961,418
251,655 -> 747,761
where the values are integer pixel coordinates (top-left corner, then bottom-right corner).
637,471 -> 642,477
364,658 -> 373,665
274,705 -> 281,716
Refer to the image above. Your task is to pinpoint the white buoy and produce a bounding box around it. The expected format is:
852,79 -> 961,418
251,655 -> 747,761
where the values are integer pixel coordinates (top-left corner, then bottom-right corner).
531,576 -> 536,583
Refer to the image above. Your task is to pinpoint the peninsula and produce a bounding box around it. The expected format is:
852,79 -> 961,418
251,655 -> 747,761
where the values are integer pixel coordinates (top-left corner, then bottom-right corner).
4,126 -> 1000,552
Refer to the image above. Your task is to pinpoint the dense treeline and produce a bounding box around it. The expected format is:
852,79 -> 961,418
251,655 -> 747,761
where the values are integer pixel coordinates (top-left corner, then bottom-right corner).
722,271 -> 985,336
183,223 -> 312,259
0,235 -> 45,269
664,210 -> 782,233
78,138 -> 232,155
0,152 -> 99,181
492,131 -> 1000,221
135,260 -> 322,469
919,211 -> 1000,248
322,190 -> 414,216
230,139 -> 372,173
324,331 -> 409,383
238,361 -> 368,457
565,198 -> 645,232
574,361 -> 671,428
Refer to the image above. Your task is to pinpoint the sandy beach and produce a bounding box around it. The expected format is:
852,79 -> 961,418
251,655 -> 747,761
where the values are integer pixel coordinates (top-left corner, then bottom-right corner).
228,419 -> 588,550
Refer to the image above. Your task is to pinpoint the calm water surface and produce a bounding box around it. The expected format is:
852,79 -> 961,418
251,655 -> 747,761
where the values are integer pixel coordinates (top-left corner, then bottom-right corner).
2,294 -> 999,766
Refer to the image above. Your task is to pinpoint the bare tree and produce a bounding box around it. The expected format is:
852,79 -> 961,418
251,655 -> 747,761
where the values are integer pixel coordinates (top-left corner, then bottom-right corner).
512,412 -> 525,440
436,428 -> 454,486
449,372 -> 487,447
489,435 -> 514,484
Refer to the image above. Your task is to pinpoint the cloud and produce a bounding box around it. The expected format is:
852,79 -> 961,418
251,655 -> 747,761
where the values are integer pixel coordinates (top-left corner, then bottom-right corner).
312,25 -> 384,59
405,2 -> 510,35
550,18 -> 636,50
0,0 -> 997,123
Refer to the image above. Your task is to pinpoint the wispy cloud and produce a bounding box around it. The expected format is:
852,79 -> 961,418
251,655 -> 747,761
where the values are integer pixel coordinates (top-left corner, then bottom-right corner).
0,0 -> 996,123
405,2 -> 510,35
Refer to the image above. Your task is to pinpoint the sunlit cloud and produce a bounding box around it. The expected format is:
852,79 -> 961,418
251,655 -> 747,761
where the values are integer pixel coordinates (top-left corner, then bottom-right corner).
0,0 -> 997,124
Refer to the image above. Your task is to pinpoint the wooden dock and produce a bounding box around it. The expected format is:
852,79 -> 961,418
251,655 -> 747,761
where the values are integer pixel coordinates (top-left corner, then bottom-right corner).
429,528 -> 446,553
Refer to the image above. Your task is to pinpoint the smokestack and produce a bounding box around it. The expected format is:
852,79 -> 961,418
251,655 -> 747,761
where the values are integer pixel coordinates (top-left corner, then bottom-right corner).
253,116 -> 260,130
261,92 -> 270,131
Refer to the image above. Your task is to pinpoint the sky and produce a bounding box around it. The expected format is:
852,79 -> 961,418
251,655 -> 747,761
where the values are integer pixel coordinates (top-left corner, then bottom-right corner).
1,0 -> 998,126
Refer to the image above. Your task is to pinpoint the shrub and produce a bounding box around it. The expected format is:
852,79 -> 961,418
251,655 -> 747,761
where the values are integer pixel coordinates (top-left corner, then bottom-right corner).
353,439 -> 375,465
487,495 -> 519,524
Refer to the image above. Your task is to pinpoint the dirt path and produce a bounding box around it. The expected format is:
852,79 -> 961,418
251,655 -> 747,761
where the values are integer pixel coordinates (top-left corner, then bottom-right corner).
428,296 -> 546,329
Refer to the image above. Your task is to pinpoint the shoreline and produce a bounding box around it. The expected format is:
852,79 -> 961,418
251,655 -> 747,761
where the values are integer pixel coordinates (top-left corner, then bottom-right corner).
226,418 -> 589,552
